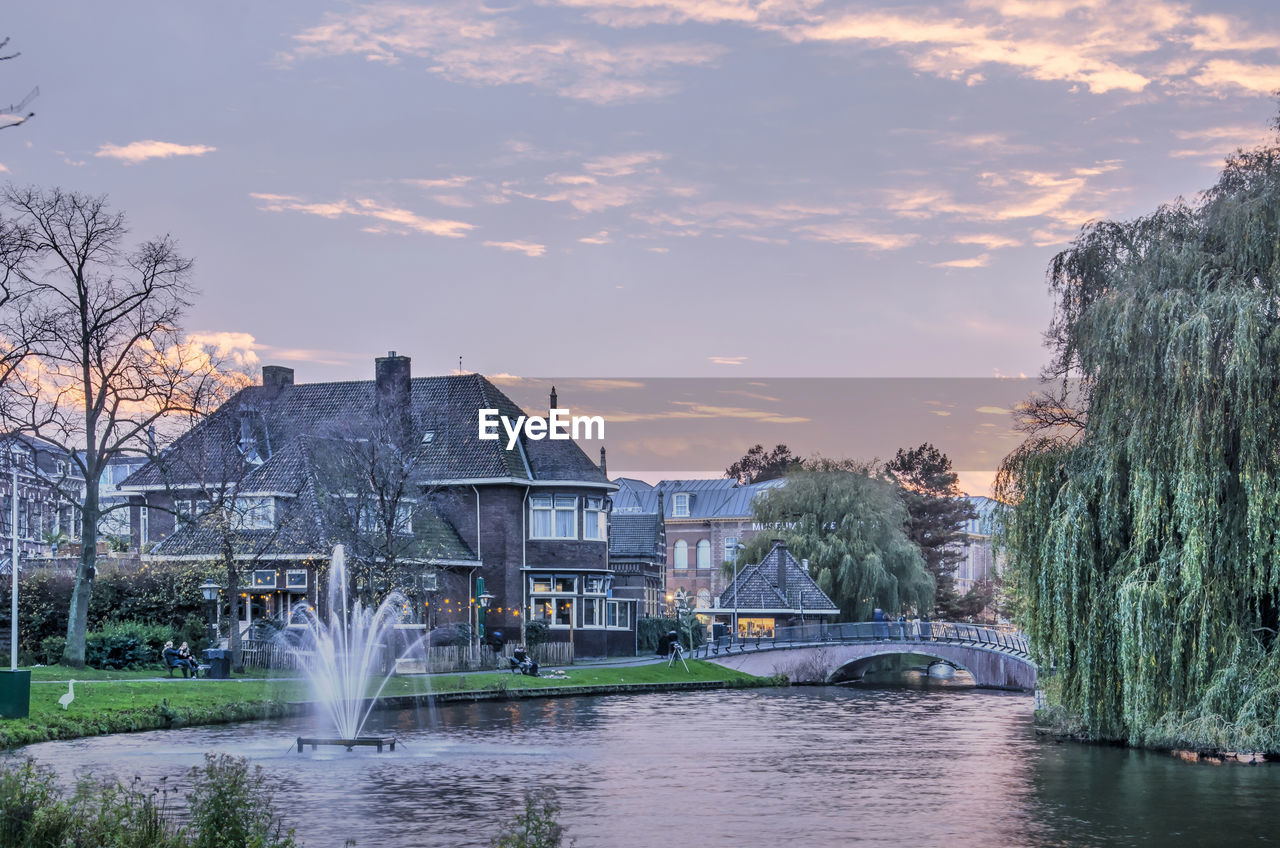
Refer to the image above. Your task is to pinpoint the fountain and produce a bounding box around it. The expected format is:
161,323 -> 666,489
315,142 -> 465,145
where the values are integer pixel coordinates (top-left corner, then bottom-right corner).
283,544 -> 418,752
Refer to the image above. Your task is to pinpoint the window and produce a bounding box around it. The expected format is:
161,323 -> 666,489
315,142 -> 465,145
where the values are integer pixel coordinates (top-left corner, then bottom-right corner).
725,536 -> 739,563
697,589 -> 711,609
607,600 -> 630,629
285,570 -> 308,591
583,497 -> 606,540
530,575 -> 553,593
176,498 -> 209,529
584,575 -> 606,594
252,569 -> 277,589
554,598 -> 573,627
237,497 -> 275,530
553,575 -> 576,593
139,506 -> 149,544
672,492 -> 690,517
531,494 -> 577,539
359,501 -> 414,535
531,598 -> 554,622
673,539 -> 688,569
581,598 -> 602,627
697,539 -> 711,569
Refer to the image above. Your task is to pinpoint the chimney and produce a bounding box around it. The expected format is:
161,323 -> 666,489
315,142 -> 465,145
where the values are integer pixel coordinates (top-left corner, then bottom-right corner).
549,385 -> 558,411
262,365 -> 294,398
774,538 -> 787,595
599,446 -> 607,478
375,351 -> 411,415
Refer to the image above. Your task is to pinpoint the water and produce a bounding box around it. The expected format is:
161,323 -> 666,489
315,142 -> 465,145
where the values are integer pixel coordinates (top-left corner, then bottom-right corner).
17,688 -> 1280,847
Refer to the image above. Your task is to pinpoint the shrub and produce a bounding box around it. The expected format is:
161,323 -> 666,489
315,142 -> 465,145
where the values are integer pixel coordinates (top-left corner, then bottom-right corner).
0,755 -> 300,848
85,620 -> 173,669
185,754 -> 297,848
39,635 -> 66,665
523,619 -> 550,650
489,789 -> 571,848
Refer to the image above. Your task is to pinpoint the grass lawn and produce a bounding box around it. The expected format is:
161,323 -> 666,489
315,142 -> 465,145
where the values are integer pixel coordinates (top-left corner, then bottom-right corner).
3,660 -> 771,748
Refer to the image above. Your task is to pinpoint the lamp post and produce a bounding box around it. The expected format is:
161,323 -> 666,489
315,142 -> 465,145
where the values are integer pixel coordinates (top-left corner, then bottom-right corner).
733,542 -> 745,644
475,575 -> 493,646
199,580 -> 221,648
9,463 -> 17,671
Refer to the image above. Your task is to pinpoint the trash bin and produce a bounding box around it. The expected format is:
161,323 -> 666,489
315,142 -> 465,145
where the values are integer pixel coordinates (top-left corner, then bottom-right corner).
0,668 -> 31,718
204,648 -> 231,680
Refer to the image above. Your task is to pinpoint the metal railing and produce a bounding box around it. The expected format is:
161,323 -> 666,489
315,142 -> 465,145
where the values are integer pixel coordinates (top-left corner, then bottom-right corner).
698,620 -> 1030,659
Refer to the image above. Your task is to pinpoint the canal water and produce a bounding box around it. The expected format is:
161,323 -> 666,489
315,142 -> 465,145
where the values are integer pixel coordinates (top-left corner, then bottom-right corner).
18,687 -> 1280,846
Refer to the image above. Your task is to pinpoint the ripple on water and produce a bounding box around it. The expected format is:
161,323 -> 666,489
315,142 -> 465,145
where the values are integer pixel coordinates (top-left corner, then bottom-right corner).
16,687 -> 1280,847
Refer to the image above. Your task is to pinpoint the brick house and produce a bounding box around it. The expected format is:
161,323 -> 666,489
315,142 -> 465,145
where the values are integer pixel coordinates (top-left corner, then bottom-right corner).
610,476 -> 783,613
607,508 -> 666,619
704,539 -> 838,637
121,354 -> 635,657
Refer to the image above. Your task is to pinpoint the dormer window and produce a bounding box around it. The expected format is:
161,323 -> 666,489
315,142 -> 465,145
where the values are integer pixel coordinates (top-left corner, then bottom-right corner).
672,492 -> 690,518
421,430 -> 435,443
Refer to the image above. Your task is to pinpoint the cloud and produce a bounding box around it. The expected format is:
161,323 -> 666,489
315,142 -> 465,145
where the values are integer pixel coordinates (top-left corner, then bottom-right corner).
931,253 -> 991,268
1192,59 -> 1280,95
709,355 -> 747,365
797,221 -> 918,251
403,175 -> 472,189
250,192 -> 474,238
976,405 -> 1012,415
187,331 -> 261,369
954,233 -> 1021,249
284,3 -> 724,104
579,230 -> 613,244
583,150 -> 666,176
484,239 -> 547,257
94,140 -> 216,164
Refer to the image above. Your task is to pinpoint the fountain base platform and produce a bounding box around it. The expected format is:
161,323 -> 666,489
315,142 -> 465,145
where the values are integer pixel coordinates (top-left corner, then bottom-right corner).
296,735 -> 397,753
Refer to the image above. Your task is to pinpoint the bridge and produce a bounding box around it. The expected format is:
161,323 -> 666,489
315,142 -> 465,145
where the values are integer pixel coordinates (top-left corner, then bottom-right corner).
700,621 -> 1037,690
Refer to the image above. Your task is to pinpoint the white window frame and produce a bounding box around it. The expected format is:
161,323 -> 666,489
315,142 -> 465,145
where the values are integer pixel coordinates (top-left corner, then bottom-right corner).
581,597 -> 603,628
358,500 -> 414,536
139,506 -> 149,544
673,539 -> 688,569
530,494 -> 578,539
583,574 -> 606,595
237,496 -> 275,530
583,496 -> 606,541
607,600 -> 630,629
252,569 -> 277,589
285,569 -> 308,591
697,539 -> 711,569
672,492 -> 690,518
725,536 -> 739,563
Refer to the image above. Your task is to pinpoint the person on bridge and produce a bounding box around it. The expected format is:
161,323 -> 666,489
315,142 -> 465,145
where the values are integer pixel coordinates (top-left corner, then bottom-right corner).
897,614 -> 908,640
920,614 -> 933,641
873,608 -> 888,639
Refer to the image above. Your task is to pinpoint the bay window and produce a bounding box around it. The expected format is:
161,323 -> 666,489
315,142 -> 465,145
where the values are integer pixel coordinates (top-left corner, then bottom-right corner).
531,494 -> 577,539
584,497 -> 606,540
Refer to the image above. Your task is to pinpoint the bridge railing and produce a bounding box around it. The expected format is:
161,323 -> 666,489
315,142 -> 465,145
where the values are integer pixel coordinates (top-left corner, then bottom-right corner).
698,620 -> 1029,659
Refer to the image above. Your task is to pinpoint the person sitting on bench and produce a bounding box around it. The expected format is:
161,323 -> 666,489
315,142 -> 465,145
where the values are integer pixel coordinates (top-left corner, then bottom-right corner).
177,642 -> 200,677
162,641 -> 191,678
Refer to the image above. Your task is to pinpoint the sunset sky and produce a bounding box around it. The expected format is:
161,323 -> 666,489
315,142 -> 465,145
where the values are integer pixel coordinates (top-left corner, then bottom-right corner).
3,2 -> 1278,488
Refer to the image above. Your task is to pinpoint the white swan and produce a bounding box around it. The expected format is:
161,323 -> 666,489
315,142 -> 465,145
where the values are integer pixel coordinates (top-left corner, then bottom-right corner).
58,679 -> 75,710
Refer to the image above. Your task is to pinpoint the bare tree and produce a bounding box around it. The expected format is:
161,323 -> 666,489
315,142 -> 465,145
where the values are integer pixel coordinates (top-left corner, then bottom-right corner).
0,37 -> 37,131
308,406 -> 443,609
0,186 -> 222,666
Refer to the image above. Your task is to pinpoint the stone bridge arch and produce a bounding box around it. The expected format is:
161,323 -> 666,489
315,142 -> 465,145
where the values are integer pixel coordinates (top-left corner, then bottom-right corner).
708,641 -> 1036,690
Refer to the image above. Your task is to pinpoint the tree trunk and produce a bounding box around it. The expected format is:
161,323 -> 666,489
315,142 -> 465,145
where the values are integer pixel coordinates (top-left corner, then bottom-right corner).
62,488 -> 99,666
225,541 -> 243,674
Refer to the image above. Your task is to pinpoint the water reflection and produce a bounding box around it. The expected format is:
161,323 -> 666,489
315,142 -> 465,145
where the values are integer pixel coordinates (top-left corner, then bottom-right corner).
16,688 -> 1280,847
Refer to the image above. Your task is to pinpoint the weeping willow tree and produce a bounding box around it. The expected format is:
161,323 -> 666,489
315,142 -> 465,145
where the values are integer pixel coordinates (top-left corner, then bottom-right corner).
998,121 -> 1280,751
745,462 -> 933,620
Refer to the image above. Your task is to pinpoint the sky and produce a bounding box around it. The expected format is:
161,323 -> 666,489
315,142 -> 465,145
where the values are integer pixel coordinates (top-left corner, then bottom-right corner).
2,1 -> 1278,489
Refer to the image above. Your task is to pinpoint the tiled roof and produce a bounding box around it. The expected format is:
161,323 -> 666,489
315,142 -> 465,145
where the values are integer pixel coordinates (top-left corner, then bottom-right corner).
610,476 -> 783,519
126,374 -> 609,490
711,541 -> 838,614
608,513 -> 663,559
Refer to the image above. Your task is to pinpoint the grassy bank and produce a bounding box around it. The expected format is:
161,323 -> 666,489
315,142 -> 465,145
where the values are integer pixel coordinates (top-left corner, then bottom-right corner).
2,661 -> 773,749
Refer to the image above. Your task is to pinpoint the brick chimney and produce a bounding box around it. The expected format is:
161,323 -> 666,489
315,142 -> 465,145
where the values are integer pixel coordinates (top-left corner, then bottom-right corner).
549,385 -> 558,411
261,365 -> 294,398
375,351 -> 411,413
774,538 -> 787,596
599,446 -> 607,477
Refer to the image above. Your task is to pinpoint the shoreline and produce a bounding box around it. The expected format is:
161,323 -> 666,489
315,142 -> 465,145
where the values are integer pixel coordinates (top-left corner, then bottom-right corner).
2,666 -> 782,750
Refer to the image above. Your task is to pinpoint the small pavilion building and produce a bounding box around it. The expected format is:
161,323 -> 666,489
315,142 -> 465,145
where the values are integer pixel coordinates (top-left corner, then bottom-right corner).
698,539 -> 839,638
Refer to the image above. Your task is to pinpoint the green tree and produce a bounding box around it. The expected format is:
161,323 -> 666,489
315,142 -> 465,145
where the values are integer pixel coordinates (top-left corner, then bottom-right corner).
883,444 -> 977,618
743,462 -> 932,620
998,117 -> 1280,751
725,443 -> 801,484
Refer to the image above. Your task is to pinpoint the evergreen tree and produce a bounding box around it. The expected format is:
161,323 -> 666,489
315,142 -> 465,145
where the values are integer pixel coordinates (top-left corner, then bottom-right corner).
998,118 -> 1280,750
726,443 -> 801,484
883,444 -> 977,618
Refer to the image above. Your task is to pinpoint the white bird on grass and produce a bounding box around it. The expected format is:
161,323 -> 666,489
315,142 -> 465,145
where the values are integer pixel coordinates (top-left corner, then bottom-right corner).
58,680 -> 75,710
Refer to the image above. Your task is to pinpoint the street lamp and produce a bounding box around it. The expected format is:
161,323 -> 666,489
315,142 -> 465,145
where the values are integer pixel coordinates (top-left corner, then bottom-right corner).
733,543 -> 746,643
199,580 -> 221,647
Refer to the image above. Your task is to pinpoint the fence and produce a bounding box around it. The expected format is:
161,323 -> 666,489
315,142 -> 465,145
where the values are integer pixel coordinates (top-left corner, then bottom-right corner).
238,637 -> 576,673
699,620 -> 1030,659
